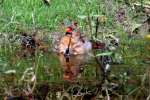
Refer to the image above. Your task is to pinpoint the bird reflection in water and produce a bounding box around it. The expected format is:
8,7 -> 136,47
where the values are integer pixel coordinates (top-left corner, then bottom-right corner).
58,54 -> 88,81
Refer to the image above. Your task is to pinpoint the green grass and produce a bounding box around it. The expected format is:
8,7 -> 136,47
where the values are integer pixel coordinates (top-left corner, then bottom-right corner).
1,0 -> 148,33
0,0 -> 100,33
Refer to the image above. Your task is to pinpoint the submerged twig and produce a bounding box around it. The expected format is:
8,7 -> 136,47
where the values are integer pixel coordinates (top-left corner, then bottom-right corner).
147,94 -> 150,100
105,88 -> 110,100
31,54 -> 41,93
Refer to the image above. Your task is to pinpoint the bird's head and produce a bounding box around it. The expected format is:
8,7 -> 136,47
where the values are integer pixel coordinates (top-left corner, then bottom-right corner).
65,26 -> 73,35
